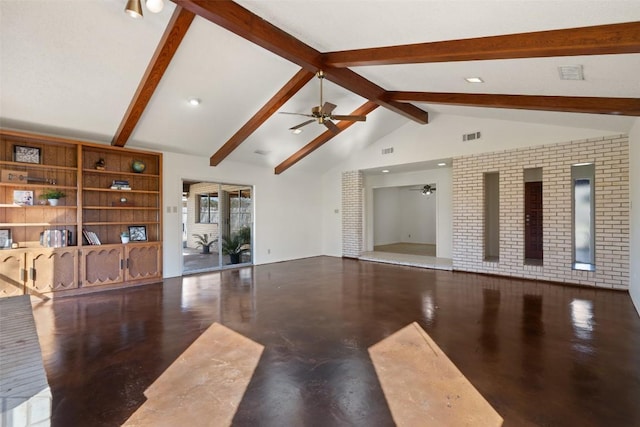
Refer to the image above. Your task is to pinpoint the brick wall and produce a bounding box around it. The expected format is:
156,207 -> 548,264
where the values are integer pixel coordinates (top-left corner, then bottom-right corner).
452,135 -> 629,289
342,170 -> 364,257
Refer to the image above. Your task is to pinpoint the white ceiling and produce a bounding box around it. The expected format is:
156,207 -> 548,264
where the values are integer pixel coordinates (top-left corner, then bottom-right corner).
1,0 -> 639,174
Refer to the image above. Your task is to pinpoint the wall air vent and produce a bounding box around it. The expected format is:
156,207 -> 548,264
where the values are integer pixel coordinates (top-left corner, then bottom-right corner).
463,131 -> 481,142
381,147 -> 394,155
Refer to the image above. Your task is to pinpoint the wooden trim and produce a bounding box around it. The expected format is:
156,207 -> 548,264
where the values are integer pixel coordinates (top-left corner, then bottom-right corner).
274,101 -> 379,175
111,6 -> 195,147
386,92 -> 640,116
324,21 -> 640,67
210,69 -> 315,166
175,0 -> 428,126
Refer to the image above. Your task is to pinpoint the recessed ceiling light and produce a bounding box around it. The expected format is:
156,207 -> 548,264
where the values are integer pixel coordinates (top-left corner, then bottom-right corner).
437,162 -> 446,167
292,128 -> 303,135
382,169 -> 390,173
465,77 -> 484,83
188,97 -> 201,106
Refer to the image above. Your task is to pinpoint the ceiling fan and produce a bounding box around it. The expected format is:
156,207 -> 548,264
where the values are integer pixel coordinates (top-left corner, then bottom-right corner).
279,71 -> 367,134
410,184 -> 436,195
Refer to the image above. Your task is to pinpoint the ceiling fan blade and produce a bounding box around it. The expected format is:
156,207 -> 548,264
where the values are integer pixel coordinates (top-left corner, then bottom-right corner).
330,115 -> 367,122
279,112 -> 315,117
323,119 -> 340,134
321,102 -> 337,115
290,119 -> 315,131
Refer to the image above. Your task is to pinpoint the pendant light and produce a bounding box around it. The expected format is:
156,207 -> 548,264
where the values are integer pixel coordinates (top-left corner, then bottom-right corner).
125,0 -> 143,19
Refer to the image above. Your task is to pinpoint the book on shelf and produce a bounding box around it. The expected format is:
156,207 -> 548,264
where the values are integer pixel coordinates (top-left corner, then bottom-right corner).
110,179 -> 131,190
82,229 -> 102,245
40,229 -> 72,248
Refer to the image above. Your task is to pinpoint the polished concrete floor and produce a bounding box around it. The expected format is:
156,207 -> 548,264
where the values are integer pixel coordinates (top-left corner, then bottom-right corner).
31,257 -> 640,426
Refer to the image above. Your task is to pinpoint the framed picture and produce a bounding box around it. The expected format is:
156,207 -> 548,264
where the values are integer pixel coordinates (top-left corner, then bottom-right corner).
13,190 -> 34,206
0,229 -> 11,249
13,145 -> 41,164
128,225 -> 147,242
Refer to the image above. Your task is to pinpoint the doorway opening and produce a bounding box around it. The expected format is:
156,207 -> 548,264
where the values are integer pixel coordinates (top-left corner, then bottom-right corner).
524,168 -> 543,266
372,185 -> 437,256
182,180 -> 253,275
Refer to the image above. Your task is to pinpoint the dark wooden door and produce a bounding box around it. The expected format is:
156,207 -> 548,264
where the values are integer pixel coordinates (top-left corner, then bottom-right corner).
525,181 -> 543,260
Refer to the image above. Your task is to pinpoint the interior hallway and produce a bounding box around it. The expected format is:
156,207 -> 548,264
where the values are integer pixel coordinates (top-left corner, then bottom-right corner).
31,257 -> 640,426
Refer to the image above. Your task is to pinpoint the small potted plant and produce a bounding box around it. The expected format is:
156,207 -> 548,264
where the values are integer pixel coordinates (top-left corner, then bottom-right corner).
193,233 -> 217,254
221,232 -> 249,264
39,189 -> 66,206
120,231 -> 130,244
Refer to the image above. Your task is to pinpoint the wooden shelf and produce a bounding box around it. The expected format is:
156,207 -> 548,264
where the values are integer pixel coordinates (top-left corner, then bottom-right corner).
1,129 -> 162,296
83,206 -> 157,210
83,169 -> 160,178
0,160 -> 77,171
82,187 -> 159,194
0,222 -> 77,227
83,221 -> 160,226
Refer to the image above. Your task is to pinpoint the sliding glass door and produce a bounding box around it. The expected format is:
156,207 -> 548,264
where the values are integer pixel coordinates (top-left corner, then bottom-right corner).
182,181 -> 252,275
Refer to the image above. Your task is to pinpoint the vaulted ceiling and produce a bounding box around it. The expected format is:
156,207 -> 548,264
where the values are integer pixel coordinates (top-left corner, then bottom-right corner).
1,1 -> 639,174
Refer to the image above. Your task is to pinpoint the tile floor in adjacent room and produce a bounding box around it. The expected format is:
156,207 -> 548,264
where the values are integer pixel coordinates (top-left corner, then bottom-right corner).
30,256 -> 640,426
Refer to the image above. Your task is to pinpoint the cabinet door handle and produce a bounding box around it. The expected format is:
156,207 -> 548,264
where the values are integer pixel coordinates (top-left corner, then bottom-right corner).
30,268 -> 36,281
120,259 -> 124,270
20,268 -> 27,282
126,258 -> 130,269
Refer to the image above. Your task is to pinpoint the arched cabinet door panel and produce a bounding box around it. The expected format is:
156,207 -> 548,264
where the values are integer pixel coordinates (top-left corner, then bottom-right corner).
81,245 -> 124,287
27,248 -> 79,293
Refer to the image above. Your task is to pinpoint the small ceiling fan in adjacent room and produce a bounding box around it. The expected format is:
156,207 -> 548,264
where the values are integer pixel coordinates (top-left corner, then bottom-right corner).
410,184 -> 436,195
279,71 -> 367,134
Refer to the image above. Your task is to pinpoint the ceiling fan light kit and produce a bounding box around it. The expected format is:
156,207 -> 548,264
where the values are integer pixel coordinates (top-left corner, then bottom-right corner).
282,70 -> 367,135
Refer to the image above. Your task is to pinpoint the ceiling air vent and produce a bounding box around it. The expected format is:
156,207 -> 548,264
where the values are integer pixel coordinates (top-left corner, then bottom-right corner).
254,149 -> 270,155
558,65 -> 584,80
381,147 -> 394,155
463,131 -> 481,142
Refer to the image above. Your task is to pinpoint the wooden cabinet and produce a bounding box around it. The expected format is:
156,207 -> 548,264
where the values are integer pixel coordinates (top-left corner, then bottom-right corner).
0,129 -> 162,298
28,247 -> 79,293
81,242 -> 161,287
0,250 -> 25,297
0,248 -> 79,296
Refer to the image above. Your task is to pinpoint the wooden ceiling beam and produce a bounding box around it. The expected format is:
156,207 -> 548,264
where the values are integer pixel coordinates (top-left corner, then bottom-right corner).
275,101 -> 379,175
210,69 -> 315,166
174,0 -> 428,125
112,6 -> 195,147
325,21 -> 640,67
386,92 -> 640,116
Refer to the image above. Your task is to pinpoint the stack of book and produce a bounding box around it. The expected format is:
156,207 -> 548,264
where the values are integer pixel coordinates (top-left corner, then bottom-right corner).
82,229 -> 102,245
40,229 -> 73,248
110,180 -> 131,190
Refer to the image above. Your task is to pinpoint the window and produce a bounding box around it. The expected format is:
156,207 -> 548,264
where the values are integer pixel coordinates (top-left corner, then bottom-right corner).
198,193 -> 218,224
572,164 -> 595,271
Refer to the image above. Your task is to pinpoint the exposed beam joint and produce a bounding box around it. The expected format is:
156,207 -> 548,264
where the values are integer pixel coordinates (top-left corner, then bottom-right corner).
275,101 -> 379,175
174,0 -> 428,125
324,21 -> 640,67
112,6 -> 195,147
387,92 -> 640,116
210,69 -> 315,166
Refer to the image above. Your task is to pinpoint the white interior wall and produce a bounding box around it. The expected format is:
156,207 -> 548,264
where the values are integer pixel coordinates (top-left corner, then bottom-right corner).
399,187 -> 436,244
322,114 -> 622,258
372,186 -> 436,246
630,118 -> 640,316
365,168 -> 452,257
162,151 -> 323,278
373,187 -> 401,245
